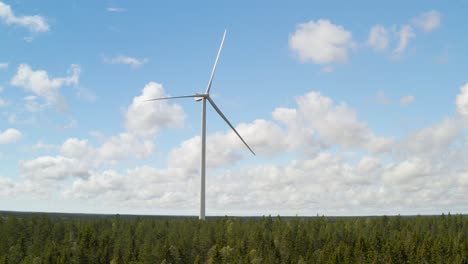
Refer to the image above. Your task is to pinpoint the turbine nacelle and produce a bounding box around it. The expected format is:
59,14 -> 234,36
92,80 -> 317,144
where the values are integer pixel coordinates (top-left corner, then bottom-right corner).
194,93 -> 208,101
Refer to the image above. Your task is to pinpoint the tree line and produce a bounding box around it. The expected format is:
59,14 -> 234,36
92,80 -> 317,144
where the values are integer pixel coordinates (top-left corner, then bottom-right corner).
0,213 -> 466,263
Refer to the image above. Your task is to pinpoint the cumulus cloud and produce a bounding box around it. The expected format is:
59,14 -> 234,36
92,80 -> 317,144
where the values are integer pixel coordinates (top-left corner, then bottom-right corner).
106,55 -> 148,68
0,177 -> 16,196
207,152 -> 437,212
456,83 -> 468,118
14,134 -> 155,197
272,107 -> 320,154
0,128 -> 22,144
412,10 -> 441,32
60,134 -> 154,166
356,156 -> 381,175
6,83 -> 468,214
125,82 -> 185,138
98,133 -> 154,163
65,170 -> 126,199
168,91 -> 391,173
0,1 -> 49,32
400,95 -> 415,106
367,25 -> 389,51
19,156 -> 90,181
289,19 -> 353,64
56,136 -> 468,214
14,81 -> 184,190
367,10 -> 440,58
10,64 -> 80,111
168,119 -> 289,171
60,138 -> 96,160
383,158 -> 433,185
0,62 -> 8,69
393,25 -> 415,56
459,172 -> 468,186
64,167 -> 193,208
65,153 -> 357,211
295,91 -> 392,153
399,118 -> 462,157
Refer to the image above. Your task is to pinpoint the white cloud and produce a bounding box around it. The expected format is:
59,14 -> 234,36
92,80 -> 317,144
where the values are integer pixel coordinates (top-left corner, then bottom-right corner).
10,64 -> 80,111
107,55 -> 148,68
6,83 -> 468,214
56,137 -> 468,214
400,95 -> 415,106
168,119 -> 289,171
207,152 -> 430,212
399,118 -> 462,157
64,167 -> 192,207
60,138 -> 95,160
0,62 -> 8,69
412,10 -> 441,32
366,11 -> 440,59
234,120 -> 289,156
383,158 -> 433,185
0,177 -> 16,196
125,82 -> 185,138
60,134 -> 154,166
289,19 -> 353,64
456,83 -> 468,118
393,25 -> 415,56
0,1 -> 49,32
65,170 -> 126,199
0,128 -> 22,144
459,172 -> 468,186
9,132 -> 155,196
272,107 -> 320,154
295,91 -> 393,153
98,133 -> 154,163
356,156 -> 381,175
19,156 -> 89,181
367,25 -> 389,51
168,91 -> 392,174
106,7 -> 127,12
15,82 -> 185,190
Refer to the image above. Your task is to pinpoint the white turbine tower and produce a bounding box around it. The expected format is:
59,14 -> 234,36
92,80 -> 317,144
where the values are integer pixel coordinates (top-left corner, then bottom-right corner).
146,30 -> 255,220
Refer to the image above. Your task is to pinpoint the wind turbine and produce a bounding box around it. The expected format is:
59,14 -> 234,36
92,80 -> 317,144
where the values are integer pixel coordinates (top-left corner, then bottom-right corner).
146,30 -> 255,220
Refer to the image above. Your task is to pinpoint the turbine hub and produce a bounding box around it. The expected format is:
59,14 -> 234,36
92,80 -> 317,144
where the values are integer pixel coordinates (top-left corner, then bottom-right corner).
194,93 -> 208,101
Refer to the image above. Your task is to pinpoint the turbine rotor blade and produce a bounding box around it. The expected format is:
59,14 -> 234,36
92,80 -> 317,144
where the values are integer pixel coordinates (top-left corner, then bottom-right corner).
207,97 -> 256,156
143,94 -> 200,102
205,30 -> 227,95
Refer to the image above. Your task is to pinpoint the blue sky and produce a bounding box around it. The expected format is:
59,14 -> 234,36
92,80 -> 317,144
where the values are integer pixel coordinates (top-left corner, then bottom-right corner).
1,0 -> 468,216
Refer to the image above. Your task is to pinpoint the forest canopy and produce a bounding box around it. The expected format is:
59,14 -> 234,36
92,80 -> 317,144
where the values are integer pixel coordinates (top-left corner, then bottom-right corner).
0,213 -> 467,263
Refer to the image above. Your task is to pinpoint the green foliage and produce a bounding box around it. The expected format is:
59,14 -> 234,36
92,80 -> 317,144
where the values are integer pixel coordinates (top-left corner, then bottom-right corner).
0,213 -> 466,263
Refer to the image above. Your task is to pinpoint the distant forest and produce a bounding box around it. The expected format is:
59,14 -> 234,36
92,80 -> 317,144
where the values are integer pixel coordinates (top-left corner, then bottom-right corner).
0,212 -> 466,263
